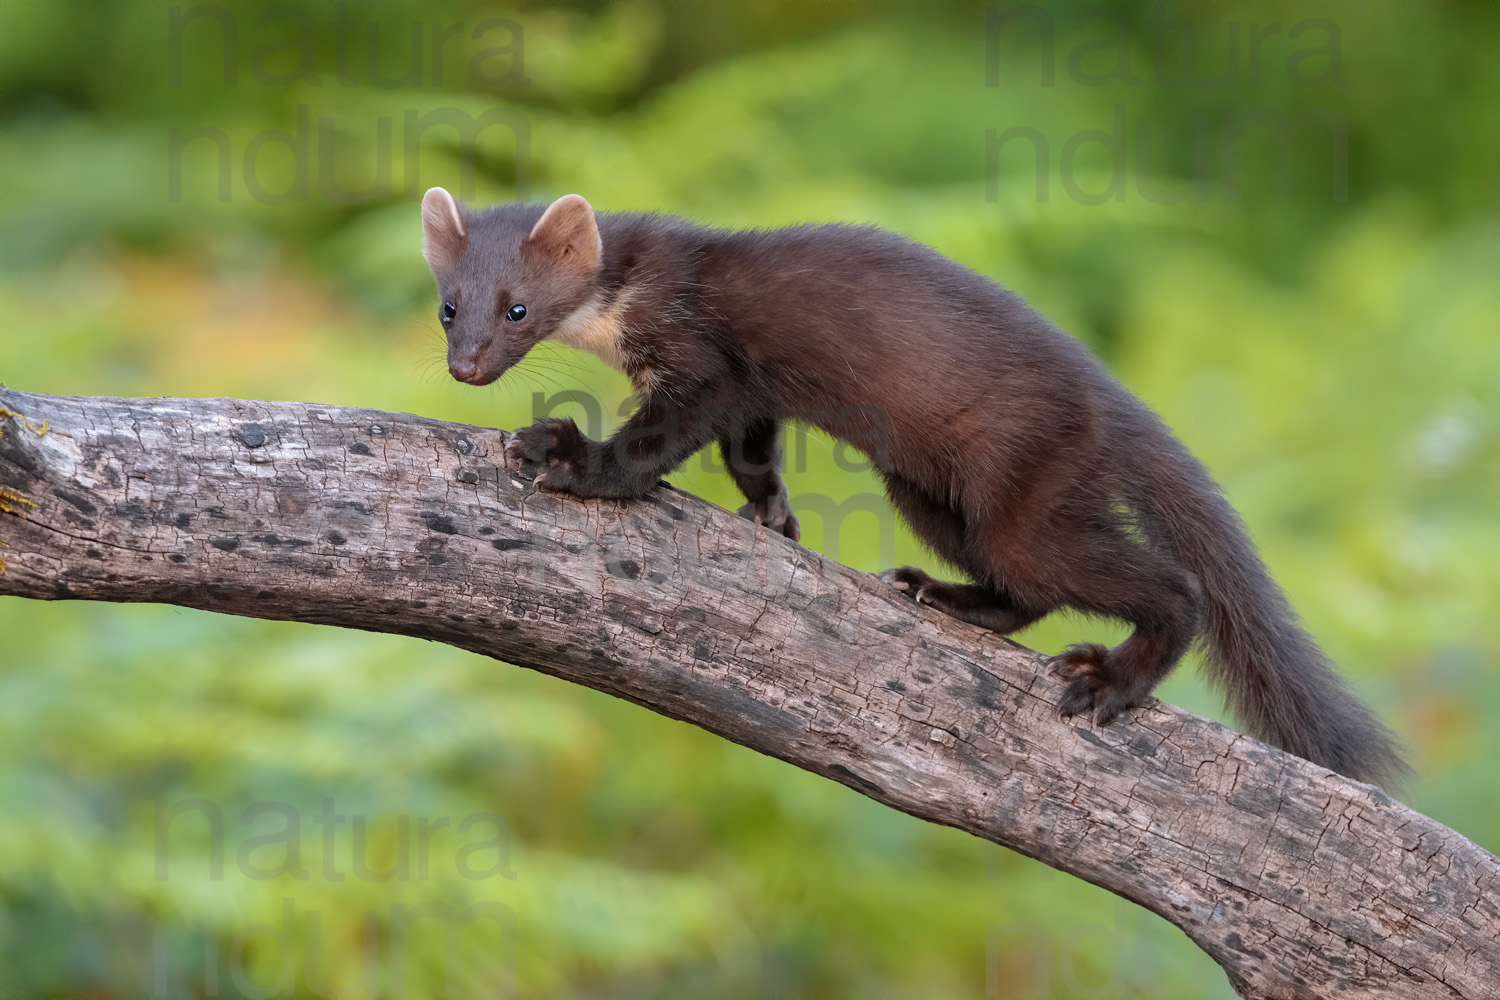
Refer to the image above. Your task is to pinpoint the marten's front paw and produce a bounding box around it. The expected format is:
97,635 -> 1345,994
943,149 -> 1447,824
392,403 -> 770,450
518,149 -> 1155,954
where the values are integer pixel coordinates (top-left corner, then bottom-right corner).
1051,643 -> 1137,726
505,418 -> 586,492
737,491 -> 800,541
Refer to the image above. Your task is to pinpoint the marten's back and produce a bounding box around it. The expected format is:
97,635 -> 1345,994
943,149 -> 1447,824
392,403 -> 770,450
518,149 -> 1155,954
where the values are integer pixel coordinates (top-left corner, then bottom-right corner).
692,221 -> 1127,488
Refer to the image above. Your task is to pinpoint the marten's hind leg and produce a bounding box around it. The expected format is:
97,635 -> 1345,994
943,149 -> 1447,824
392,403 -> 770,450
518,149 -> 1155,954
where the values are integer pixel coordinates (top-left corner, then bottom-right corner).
878,473 -> 1054,634
1046,528 -> 1204,725
880,566 -> 1050,634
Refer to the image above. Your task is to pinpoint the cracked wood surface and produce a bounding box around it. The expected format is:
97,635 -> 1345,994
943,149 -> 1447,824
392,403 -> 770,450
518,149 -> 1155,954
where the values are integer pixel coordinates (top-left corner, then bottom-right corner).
0,386 -> 1496,999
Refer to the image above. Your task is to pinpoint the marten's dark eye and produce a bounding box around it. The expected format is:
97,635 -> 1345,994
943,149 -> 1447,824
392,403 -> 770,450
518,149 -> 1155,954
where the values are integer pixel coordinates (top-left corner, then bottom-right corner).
506,304 -> 527,322
441,300 -> 456,324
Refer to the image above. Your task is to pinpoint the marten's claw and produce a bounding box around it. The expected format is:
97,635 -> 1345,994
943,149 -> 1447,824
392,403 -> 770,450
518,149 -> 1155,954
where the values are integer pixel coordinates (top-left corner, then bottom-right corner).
506,418 -> 585,487
737,492 -> 800,541
879,566 -> 940,606
1051,643 -> 1142,726
533,461 -> 576,493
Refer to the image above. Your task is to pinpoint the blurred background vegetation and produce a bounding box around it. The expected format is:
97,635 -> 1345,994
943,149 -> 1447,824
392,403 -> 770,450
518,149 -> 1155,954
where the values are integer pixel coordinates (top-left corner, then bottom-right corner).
1,0 -> 1496,996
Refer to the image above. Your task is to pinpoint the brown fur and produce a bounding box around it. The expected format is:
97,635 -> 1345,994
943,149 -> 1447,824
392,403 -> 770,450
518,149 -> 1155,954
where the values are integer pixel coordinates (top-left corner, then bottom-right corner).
421,189 -> 1410,788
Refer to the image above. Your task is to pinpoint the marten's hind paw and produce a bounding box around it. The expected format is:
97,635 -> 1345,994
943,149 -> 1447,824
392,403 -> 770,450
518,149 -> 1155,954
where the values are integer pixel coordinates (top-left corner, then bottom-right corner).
879,566 -> 941,605
1051,643 -> 1138,727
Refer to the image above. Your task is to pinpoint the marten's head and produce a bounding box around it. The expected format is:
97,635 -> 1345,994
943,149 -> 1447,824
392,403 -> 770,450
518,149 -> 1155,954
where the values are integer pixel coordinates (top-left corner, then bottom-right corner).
421,188 -> 604,386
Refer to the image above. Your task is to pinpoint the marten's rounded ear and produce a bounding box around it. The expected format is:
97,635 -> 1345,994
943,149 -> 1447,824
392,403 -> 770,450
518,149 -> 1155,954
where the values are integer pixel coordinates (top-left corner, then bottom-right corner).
421,187 -> 467,269
526,194 -> 601,273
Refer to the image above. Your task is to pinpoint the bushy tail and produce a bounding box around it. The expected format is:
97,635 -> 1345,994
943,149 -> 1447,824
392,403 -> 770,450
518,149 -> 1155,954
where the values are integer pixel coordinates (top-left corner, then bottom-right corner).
1122,414 -> 1409,788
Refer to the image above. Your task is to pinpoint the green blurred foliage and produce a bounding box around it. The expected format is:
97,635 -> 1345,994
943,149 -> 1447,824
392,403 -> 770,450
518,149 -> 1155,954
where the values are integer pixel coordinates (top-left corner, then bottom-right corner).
1,1 -> 1496,996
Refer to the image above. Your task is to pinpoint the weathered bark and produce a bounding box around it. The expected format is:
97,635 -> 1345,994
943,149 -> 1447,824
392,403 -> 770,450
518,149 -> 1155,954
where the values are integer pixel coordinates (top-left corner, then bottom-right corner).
0,386 -> 1495,999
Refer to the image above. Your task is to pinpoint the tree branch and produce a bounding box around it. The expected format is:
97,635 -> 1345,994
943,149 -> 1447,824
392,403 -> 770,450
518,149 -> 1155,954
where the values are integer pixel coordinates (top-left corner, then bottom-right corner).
1,386 -> 1495,999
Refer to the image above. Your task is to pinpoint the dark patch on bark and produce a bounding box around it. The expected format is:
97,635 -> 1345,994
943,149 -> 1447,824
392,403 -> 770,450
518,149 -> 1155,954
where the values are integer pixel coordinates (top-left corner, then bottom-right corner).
416,536 -> 448,567
1223,933 -> 1267,960
252,534 -> 311,548
422,512 -> 457,534
607,559 -> 641,580
0,434 -> 45,477
234,424 -> 268,448
53,488 -> 98,515
1127,730 -> 1160,757
964,662 -> 1000,710
120,502 -> 151,527
828,764 -> 884,796
1076,729 -> 1121,753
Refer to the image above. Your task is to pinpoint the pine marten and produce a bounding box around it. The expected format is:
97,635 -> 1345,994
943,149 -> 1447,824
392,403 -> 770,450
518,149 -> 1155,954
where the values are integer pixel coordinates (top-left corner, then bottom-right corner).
420,188 -> 1408,788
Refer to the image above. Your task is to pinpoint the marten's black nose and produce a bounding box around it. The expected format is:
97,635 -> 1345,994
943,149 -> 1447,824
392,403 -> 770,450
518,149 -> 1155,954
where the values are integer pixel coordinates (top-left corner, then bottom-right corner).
449,360 -> 478,382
